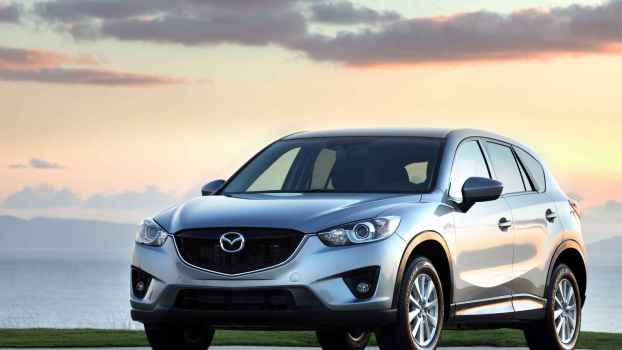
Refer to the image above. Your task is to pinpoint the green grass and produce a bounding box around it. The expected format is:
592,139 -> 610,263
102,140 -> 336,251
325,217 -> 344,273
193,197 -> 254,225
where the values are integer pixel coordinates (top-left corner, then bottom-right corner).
0,328 -> 620,349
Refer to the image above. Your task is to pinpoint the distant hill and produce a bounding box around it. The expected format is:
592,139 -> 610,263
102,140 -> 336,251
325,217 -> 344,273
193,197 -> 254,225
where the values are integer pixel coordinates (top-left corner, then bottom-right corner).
0,215 -> 136,260
587,237 -> 622,266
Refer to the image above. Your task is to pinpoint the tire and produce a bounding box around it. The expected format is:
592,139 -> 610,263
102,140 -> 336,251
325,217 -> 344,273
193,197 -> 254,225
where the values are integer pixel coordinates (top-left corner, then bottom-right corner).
316,330 -> 370,350
144,323 -> 215,350
376,256 -> 445,350
524,264 -> 582,350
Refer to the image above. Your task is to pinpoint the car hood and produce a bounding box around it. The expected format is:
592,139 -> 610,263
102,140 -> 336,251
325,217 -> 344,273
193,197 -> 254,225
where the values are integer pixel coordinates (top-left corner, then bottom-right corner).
155,193 -> 422,234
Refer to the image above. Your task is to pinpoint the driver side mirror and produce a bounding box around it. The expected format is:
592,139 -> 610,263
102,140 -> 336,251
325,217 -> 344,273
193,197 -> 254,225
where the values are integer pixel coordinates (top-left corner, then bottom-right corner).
459,177 -> 503,212
201,179 -> 226,196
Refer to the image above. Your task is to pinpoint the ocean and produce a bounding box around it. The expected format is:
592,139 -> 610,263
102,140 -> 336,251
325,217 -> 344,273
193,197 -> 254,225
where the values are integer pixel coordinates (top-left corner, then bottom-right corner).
0,251 -> 619,332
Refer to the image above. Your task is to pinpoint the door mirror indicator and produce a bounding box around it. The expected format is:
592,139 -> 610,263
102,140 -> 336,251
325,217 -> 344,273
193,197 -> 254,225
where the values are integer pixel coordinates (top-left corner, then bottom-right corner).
459,177 -> 503,211
201,179 -> 226,196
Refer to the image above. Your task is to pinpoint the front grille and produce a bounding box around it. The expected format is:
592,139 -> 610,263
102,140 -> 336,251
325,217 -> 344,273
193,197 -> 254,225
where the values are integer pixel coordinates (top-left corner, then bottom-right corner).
175,289 -> 296,311
174,228 -> 306,275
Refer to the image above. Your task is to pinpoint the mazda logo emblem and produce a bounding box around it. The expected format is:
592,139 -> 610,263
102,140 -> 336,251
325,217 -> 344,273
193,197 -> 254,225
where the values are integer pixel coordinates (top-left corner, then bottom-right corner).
219,232 -> 245,253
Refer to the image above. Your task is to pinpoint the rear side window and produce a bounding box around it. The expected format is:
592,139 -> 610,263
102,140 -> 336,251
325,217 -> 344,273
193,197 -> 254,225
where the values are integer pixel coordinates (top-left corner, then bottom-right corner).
515,148 -> 546,192
449,141 -> 490,200
484,142 -> 525,194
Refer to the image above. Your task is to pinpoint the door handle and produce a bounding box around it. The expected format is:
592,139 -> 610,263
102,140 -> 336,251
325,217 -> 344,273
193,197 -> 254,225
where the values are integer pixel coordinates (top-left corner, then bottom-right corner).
498,217 -> 512,230
545,209 -> 557,223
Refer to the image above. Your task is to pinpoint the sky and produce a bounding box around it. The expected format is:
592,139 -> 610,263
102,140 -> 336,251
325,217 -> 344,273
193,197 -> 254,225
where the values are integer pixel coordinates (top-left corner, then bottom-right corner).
0,0 -> 621,224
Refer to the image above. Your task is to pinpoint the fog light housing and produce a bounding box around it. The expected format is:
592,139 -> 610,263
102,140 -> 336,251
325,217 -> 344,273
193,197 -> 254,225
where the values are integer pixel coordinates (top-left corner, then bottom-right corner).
132,267 -> 153,299
342,266 -> 380,300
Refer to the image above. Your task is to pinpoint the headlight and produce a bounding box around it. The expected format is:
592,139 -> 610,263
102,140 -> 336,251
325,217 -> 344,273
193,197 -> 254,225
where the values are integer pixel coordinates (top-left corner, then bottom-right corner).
318,216 -> 401,246
136,218 -> 168,246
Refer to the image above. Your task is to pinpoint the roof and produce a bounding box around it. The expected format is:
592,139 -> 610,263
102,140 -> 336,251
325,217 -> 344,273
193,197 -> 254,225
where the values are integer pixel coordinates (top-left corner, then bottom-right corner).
282,128 -> 453,140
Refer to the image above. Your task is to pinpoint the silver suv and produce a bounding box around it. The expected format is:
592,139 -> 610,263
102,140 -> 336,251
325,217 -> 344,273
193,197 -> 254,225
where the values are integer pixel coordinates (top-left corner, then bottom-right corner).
131,129 -> 586,350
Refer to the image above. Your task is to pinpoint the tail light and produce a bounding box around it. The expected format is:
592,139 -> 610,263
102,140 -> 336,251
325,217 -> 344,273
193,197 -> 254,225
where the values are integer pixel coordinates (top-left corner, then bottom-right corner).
569,199 -> 582,219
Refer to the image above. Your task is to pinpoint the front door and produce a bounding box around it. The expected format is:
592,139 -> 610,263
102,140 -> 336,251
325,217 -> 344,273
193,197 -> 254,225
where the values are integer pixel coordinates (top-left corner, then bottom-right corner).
450,140 -> 515,316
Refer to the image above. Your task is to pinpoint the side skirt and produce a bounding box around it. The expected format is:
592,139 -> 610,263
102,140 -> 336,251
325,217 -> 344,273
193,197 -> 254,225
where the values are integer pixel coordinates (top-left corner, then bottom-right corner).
446,294 -> 546,330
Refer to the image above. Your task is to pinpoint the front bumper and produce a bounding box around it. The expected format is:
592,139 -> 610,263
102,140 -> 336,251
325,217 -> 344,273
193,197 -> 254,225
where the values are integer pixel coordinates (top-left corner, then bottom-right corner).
130,234 -> 405,329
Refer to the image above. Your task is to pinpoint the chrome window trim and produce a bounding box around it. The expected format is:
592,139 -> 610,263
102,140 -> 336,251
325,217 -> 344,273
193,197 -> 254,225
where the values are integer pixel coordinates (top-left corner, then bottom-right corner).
171,233 -> 313,277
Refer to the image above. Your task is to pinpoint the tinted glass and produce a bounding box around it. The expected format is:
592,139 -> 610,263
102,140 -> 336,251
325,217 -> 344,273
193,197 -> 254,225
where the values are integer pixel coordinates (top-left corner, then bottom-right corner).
449,140 -> 490,200
223,137 -> 442,194
484,142 -> 525,194
247,147 -> 301,192
515,147 -> 546,192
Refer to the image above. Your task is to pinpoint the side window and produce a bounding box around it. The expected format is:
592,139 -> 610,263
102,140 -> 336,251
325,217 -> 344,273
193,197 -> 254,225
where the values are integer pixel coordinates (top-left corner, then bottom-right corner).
247,147 -> 301,191
484,142 -> 525,194
310,149 -> 336,190
517,160 -> 534,192
515,147 -> 546,192
449,141 -> 490,200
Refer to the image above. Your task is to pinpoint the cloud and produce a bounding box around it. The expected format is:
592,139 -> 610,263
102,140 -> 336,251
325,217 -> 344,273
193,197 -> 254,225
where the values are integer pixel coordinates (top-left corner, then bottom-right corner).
83,185 -> 178,211
31,0 -> 622,67
99,12 -> 308,47
0,46 -> 99,70
0,67 -> 186,86
32,0 -> 378,47
8,158 -> 64,169
309,1 -> 402,25
34,0 -> 161,22
30,158 -> 64,169
0,2 -> 20,23
296,1 -> 622,66
2,185 -> 80,209
0,46 -> 185,86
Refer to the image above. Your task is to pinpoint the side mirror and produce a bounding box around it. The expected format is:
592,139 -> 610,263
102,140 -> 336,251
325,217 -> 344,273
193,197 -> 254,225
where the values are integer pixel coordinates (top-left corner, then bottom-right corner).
201,179 -> 226,196
459,177 -> 503,211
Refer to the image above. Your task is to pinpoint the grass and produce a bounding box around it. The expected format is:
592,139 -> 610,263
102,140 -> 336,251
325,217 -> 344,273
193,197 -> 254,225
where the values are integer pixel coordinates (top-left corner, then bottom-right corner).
0,328 -> 620,349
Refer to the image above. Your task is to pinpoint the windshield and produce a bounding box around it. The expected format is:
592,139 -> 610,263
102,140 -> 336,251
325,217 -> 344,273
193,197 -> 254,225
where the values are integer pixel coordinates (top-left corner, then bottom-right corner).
223,137 -> 443,194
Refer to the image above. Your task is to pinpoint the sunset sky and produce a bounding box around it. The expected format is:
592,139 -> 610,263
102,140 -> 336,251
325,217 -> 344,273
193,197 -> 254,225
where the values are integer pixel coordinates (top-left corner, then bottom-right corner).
1,0 -> 621,222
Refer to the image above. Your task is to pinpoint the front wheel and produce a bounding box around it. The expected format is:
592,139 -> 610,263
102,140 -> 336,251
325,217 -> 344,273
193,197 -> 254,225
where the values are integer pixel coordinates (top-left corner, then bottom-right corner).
144,323 -> 214,350
316,330 -> 370,350
376,256 -> 445,350
523,264 -> 582,350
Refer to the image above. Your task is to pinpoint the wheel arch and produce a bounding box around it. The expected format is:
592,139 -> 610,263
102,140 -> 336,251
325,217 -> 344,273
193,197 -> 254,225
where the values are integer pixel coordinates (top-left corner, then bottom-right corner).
546,240 -> 587,307
392,231 -> 454,316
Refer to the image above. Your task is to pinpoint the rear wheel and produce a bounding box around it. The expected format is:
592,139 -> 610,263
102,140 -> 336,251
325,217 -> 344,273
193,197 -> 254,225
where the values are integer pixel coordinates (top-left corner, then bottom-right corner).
316,329 -> 370,350
376,256 -> 444,350
144,324 -> 214,350
524,264 -> 582,350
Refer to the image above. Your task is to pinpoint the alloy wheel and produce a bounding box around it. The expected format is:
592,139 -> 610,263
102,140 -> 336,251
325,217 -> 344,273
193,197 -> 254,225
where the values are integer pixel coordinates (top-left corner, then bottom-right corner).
554,278 -> 578,345
408,273 -> 439,347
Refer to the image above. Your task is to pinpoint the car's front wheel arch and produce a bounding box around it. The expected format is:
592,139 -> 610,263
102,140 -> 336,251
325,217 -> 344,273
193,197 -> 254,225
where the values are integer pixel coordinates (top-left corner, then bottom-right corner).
393,231 -> 453,321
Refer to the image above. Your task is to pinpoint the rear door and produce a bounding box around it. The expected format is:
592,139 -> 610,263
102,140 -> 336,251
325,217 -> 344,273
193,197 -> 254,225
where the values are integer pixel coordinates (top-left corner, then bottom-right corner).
481,141 -> 558,312
451,139 -> 515,313
508,146 -> 564,310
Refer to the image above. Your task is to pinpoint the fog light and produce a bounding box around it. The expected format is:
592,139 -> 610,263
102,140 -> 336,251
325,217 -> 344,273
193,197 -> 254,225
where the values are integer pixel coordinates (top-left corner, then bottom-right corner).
135,281 -> 146,293
356,282 -> 371,294
131,267 -> 153,299
342,266 -> 380,300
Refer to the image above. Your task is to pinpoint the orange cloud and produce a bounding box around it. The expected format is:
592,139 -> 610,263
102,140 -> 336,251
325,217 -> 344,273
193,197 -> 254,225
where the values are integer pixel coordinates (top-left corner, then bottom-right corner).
0,46 -> 185,86
0,47 -> 100,70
